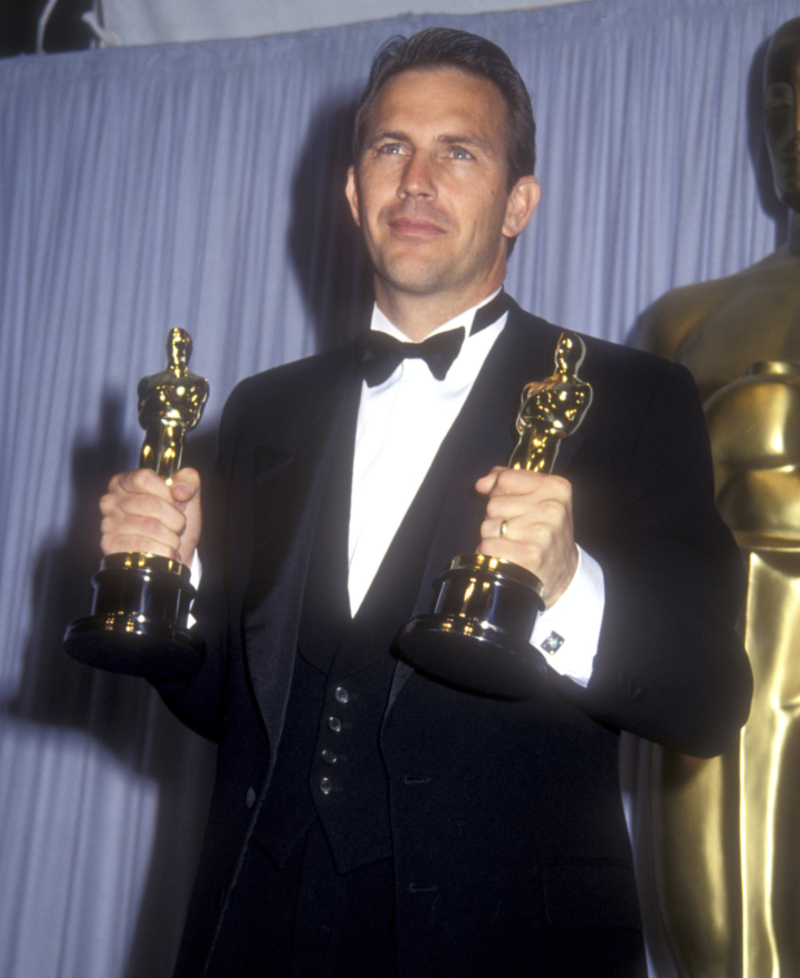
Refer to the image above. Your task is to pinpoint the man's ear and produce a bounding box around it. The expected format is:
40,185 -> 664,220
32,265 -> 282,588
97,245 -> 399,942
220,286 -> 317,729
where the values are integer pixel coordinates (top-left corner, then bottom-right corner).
345,165 -> 361,227
502,175 -> 540,240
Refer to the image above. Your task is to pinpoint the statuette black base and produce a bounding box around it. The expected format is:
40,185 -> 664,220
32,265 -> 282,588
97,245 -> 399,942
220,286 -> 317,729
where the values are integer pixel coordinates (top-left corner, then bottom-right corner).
64,552 -> 204,679
398,554 -> 546,698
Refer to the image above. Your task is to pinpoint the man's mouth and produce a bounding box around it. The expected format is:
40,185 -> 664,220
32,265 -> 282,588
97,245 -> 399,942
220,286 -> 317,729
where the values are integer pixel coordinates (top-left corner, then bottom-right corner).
387,216 -> 446,237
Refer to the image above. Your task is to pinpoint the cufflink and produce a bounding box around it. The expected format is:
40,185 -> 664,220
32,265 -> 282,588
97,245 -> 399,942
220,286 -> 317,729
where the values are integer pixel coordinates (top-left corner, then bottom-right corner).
540,631 -> 565,655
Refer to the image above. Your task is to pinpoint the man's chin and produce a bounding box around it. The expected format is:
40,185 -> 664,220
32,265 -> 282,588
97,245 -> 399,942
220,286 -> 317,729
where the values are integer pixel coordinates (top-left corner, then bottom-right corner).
375,258 -> 454,297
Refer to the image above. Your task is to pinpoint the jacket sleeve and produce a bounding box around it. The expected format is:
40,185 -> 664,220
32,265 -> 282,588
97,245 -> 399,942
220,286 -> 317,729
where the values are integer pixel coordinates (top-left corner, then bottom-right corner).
557,357 -> 752,758
153,378 -> 252,742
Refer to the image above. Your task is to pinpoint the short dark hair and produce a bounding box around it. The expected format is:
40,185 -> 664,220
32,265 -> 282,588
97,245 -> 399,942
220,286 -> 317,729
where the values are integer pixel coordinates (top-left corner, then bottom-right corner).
353,27 -> 536,191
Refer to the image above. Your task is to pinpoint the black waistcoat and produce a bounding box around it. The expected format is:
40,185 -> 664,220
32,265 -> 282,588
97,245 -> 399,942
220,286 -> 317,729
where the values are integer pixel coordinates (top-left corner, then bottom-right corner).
255,375 -> 477,875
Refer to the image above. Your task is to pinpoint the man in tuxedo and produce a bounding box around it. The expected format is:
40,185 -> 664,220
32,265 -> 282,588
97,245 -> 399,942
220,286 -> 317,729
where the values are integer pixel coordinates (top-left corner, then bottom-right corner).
99,28 -> 752,978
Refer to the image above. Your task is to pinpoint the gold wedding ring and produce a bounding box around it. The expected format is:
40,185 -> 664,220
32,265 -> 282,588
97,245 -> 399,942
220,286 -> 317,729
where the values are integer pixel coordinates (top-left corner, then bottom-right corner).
500,519 -> 508,538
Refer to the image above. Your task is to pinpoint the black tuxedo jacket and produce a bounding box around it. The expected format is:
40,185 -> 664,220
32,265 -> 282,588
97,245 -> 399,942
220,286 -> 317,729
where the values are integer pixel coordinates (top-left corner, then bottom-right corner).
156,300 -> 751,976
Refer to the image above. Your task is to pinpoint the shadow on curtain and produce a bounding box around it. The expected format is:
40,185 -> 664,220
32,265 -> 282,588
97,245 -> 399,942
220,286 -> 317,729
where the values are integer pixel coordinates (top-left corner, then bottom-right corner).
288,97 -> 374,349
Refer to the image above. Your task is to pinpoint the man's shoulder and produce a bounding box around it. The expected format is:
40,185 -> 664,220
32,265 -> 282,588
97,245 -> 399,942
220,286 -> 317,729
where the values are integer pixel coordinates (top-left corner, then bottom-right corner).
508,300 -> 694,394
217,341 -> 358,455
230,342 -> 357,407
224,342 -> 356,417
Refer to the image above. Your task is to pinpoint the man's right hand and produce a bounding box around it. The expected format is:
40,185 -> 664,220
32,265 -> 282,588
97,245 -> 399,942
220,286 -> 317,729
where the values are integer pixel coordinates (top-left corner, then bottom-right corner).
100,467 -> 202,567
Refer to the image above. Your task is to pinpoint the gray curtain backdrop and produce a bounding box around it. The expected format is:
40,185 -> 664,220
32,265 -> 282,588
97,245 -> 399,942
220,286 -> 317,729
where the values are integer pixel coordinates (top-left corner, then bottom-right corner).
96,0 -> 593,45
0,0 -> 795,975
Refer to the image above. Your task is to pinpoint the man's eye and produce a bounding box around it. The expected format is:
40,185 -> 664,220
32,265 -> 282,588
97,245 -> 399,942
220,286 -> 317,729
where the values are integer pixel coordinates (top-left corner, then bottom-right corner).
378,143 -> 404,155
449,146 -> 474,160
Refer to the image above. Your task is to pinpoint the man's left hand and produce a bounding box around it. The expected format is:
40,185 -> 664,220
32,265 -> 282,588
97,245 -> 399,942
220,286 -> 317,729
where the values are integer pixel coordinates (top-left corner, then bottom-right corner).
475,467 -> 578,609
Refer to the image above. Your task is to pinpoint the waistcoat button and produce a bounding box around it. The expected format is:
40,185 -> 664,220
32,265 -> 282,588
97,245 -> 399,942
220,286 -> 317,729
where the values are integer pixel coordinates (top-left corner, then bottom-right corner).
245,786 -> 256,808
334,686 -> 349,704
319,777 -> 333,795
328,716 -> 342,732
321,749 -> 337,764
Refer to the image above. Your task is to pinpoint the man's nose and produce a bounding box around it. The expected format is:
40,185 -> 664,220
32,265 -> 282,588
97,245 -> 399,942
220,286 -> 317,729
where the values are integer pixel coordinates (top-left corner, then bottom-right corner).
398,151 -> 435,198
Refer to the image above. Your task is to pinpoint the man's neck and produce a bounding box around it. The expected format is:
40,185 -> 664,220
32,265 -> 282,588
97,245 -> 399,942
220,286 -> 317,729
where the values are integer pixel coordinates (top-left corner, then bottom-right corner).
374,279 -> 504,342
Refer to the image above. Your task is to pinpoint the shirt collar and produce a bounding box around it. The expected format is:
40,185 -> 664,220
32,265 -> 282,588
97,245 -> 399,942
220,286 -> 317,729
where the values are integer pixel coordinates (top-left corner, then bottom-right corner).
369,287 -> 505,343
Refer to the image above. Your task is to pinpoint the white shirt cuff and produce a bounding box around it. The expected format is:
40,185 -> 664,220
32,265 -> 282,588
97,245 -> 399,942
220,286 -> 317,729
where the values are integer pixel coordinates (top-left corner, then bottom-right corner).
530,545 -> 605,687
190,550 -> 202,588
187,551 -> 202,629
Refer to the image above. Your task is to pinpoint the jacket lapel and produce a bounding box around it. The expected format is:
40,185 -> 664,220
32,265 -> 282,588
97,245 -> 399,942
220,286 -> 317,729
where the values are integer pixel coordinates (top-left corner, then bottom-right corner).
241,346 -> 360,755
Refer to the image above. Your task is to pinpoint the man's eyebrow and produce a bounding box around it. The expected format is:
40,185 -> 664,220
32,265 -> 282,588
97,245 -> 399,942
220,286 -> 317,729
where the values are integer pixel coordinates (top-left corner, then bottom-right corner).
438,133 -> 496,155
369,129 -> 411,144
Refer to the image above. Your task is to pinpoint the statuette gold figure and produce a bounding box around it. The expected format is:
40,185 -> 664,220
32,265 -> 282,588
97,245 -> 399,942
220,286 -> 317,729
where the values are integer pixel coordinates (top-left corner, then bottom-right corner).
138,327 -> 209,482
510,332 -> 593,472
399,331 -> 592,697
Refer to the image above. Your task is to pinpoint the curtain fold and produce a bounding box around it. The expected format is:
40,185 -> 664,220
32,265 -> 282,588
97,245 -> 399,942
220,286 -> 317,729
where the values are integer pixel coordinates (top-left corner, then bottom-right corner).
0,1 -> 795,975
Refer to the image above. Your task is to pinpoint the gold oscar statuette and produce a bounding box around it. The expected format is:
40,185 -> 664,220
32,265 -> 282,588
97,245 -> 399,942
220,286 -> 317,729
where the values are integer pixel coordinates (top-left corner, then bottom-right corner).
398,331 -> 593,697
64,328 -> 209,678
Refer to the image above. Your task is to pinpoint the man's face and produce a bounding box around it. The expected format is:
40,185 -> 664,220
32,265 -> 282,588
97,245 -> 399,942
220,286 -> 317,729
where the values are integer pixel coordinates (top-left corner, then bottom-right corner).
764,19 -> 800,211
346,67 -> 539,309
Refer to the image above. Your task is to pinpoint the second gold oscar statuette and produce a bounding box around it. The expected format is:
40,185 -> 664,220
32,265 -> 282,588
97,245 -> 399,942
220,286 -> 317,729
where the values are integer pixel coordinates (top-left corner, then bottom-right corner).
398,331 -> 593,698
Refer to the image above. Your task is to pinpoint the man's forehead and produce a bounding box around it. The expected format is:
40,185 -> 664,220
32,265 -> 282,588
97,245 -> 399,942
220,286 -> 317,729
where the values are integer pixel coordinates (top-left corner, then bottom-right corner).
365,67 -> 508,133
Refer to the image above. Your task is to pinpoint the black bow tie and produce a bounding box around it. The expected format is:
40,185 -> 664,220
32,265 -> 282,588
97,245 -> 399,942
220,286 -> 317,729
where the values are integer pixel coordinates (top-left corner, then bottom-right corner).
357,327 -> 464,387
356,290 -> 512,388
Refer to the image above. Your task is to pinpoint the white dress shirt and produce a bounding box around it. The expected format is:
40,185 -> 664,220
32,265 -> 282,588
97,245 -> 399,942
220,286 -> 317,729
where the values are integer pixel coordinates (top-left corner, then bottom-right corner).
348,292 -> 605,687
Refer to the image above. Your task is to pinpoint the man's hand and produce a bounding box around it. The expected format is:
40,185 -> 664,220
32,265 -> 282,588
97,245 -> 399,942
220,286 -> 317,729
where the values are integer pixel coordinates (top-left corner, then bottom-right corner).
475,466 -> 577,608
100,467 -> 202,567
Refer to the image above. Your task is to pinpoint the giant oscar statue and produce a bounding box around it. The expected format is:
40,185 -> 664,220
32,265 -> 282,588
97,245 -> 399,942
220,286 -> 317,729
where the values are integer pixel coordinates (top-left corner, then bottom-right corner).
635,18 -> 800,978
65,328 -> 209,679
